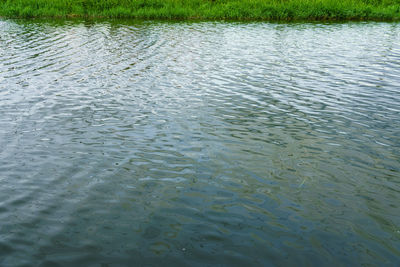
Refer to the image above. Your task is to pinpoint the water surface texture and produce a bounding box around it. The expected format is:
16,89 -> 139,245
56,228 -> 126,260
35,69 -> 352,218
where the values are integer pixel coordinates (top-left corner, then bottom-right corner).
0,20 -> 399,266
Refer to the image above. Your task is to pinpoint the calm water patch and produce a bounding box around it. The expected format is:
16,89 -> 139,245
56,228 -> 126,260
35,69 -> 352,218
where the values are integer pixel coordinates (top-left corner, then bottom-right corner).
0,19 -> 399,266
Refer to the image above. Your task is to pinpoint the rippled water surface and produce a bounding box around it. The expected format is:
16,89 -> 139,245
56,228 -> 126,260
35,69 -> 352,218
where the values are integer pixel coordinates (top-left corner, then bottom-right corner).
1,19 -> 399,266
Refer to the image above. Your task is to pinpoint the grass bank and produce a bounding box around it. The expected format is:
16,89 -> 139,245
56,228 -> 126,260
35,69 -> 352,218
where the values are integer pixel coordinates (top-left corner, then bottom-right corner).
0,0 -> 399,20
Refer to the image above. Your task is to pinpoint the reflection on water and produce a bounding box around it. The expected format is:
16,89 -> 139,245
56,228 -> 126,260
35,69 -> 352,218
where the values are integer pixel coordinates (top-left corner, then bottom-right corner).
0,19 -> 399,266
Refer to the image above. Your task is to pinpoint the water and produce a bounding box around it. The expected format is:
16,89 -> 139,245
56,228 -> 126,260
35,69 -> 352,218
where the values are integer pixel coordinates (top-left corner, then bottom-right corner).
0,19 -> 399,266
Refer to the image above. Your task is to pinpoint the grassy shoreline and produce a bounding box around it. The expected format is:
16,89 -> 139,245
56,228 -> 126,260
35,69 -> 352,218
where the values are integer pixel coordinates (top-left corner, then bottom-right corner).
0,0 -> 399,20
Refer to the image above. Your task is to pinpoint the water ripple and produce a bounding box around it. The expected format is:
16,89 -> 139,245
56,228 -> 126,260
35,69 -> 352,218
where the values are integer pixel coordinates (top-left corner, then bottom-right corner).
0,19 -> 399,266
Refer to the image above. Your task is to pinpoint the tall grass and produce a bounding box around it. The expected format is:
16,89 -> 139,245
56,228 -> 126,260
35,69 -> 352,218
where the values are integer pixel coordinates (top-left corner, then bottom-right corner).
0,0 -> 399,20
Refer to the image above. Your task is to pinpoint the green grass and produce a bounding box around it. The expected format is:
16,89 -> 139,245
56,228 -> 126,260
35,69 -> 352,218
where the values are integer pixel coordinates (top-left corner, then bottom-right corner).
0,0 -> 399,20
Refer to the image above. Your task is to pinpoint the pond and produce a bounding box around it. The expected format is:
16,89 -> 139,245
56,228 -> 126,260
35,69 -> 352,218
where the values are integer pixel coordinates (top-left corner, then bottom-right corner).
0,19 -> 399,266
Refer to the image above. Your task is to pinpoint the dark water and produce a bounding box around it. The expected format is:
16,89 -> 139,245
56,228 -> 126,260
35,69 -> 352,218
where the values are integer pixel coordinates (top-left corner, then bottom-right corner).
0,19 -> 399,266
